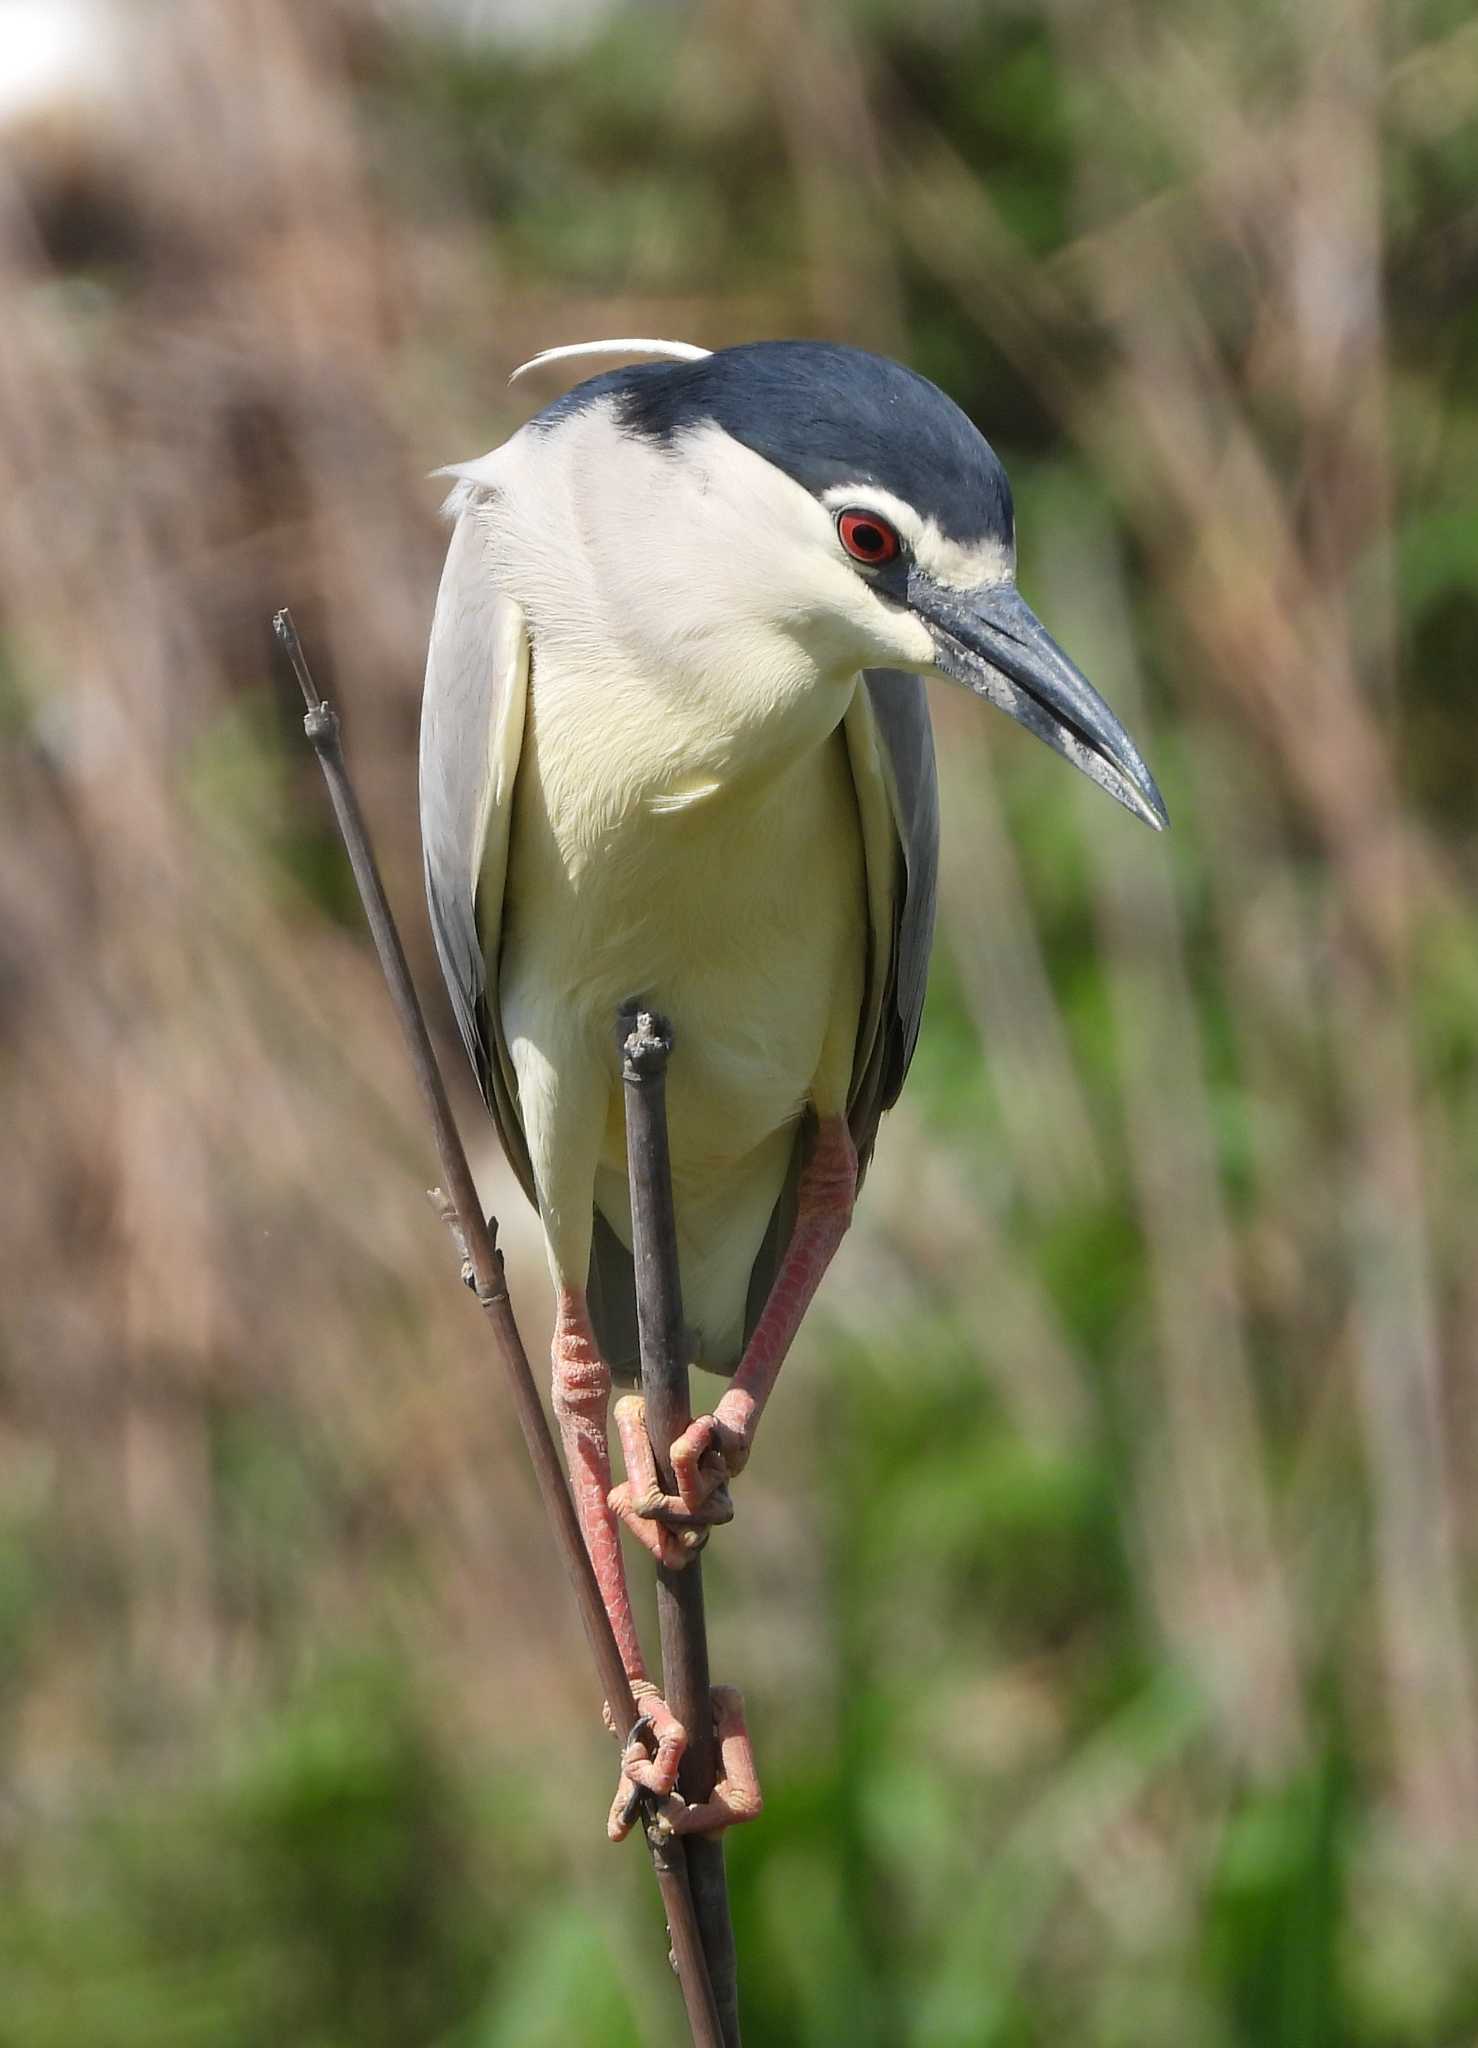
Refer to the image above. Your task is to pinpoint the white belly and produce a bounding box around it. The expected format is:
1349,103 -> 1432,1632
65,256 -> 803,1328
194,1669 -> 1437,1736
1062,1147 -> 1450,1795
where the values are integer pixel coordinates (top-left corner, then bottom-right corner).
497,681 -> 866,1364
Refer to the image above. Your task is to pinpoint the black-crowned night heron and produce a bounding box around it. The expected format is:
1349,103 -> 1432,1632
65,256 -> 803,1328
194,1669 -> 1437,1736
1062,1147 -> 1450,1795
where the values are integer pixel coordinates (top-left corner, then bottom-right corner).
420,337 -> 1165,1836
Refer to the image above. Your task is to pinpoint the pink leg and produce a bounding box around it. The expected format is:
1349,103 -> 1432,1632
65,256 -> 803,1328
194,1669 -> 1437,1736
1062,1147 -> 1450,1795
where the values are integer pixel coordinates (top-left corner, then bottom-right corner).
550,1289 -> 648,1682
552,1290 -> 761,1841
635,1115 -> 858,1535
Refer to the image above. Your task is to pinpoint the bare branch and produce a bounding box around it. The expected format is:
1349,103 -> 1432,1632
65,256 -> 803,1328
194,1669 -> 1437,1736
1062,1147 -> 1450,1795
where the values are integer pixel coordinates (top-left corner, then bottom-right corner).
622,1007 -> 742,2047
276,610 -> 726,2048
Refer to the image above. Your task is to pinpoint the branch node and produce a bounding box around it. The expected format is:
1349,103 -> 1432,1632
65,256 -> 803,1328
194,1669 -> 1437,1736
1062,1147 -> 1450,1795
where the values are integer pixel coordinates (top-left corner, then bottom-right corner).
303,699 -> 341,750
621,1001 -> 674,1080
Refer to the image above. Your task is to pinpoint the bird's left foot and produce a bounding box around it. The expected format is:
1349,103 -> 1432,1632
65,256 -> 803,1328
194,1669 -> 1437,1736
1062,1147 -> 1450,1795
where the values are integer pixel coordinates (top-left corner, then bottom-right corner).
607,1683 -> 763,1842
608,1394 -> 750,1570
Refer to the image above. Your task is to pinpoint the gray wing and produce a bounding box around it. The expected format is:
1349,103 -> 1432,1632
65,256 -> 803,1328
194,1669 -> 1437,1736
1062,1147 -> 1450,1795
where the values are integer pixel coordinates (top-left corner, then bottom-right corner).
846,668 -> 940,1174
419,493 -> 537,1204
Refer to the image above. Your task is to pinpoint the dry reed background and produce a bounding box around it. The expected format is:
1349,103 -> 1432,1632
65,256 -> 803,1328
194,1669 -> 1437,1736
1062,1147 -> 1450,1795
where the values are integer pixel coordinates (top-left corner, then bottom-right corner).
2,2 -> 1477,2042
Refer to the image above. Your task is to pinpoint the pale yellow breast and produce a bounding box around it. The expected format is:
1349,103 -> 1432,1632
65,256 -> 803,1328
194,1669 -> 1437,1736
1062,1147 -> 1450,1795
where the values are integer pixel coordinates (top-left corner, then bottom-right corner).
496,668 -> 868,1355
503,685 -> 865,1149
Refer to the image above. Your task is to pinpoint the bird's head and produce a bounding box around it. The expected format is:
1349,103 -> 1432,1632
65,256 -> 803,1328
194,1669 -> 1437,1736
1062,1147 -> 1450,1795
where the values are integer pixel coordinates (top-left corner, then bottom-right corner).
470,338 -> 1166,830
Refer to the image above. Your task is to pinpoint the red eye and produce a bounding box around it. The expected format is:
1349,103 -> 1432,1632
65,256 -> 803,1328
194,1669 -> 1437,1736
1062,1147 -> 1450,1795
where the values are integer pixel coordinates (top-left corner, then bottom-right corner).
837,509 -> 902,565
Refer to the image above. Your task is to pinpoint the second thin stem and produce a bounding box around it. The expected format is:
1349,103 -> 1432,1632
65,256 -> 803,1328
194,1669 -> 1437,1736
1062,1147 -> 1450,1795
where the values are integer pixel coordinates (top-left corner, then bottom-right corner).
623,1010 -> 742,2048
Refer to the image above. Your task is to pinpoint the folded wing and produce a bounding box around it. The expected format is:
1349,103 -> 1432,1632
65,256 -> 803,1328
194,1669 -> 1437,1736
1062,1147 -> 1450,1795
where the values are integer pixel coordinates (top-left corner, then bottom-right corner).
419,489 -> 537,1204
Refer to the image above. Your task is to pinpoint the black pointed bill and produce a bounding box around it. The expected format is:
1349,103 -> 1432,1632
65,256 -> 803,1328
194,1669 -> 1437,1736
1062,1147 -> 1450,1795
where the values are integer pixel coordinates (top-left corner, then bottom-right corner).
908,572 -> 1168,831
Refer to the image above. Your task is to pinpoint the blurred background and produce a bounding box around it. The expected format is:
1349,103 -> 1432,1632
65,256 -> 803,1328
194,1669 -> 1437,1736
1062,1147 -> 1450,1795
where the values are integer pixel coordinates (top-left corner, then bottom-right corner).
3,0 -> 1477,2041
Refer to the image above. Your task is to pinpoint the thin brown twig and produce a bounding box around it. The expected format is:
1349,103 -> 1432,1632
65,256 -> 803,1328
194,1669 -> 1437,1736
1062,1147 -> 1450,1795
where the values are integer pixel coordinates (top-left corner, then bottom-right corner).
274,608 -> 725,2048
622,1010 -> 741,2047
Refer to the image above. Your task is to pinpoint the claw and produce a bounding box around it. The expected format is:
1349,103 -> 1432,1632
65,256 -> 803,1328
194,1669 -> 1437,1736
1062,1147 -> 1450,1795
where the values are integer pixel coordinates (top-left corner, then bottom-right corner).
616,1763 -> 649,1834
601,1703 -> 657,1809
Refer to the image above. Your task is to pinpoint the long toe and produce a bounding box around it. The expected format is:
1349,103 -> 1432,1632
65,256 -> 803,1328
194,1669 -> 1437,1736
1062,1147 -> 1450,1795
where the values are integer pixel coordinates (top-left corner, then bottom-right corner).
666,1686 -> 763,1838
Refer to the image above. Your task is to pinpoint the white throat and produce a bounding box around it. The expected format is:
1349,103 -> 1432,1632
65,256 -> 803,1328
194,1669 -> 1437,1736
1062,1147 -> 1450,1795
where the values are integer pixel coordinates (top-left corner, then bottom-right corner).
446,404 -> 932,815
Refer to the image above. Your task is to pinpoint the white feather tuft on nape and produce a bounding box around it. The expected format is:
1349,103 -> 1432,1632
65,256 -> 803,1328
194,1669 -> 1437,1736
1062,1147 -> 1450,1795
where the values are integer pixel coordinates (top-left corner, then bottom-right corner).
508,337 -> 711,384
430,453 -> 504,520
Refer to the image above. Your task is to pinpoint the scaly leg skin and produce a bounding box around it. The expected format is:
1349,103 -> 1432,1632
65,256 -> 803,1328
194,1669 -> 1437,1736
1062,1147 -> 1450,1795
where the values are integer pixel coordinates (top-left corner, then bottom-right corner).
550,1290 -> 759,1840
612,1114 -> 858,1556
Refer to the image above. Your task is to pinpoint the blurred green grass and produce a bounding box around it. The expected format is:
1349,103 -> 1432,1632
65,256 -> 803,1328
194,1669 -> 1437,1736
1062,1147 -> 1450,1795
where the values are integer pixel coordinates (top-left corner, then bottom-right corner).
3,1 -> 1478,2042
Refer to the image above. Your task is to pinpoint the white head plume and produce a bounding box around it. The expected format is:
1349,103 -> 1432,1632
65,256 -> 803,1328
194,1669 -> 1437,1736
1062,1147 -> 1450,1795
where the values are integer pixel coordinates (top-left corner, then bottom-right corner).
508,337 -> 711,384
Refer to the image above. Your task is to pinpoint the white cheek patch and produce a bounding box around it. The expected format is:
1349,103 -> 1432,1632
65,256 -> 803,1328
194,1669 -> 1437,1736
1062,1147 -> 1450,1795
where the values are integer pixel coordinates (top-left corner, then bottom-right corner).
820,482 -> 1015,591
